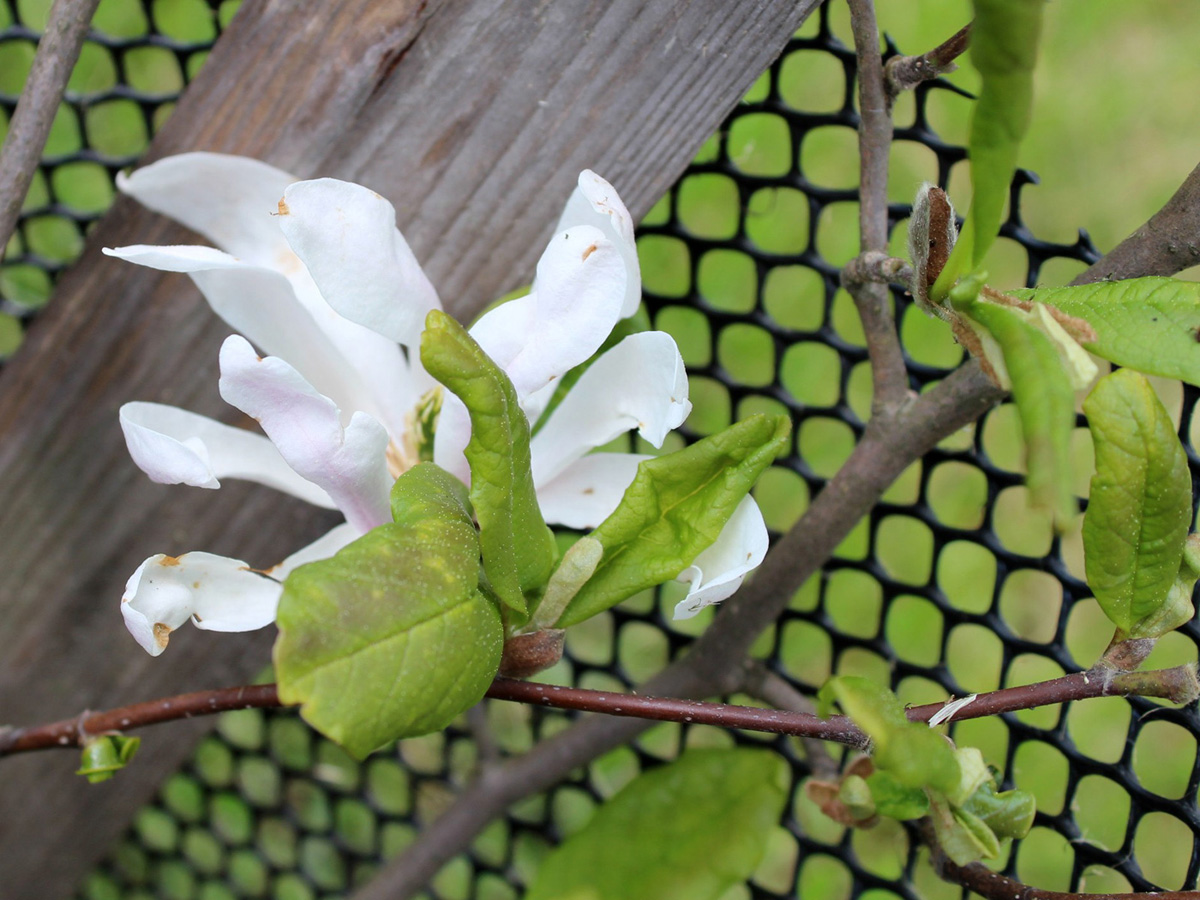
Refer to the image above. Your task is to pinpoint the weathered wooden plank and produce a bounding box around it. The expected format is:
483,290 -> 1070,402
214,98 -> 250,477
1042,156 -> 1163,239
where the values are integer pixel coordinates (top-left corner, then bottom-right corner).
0,1 -> 817,896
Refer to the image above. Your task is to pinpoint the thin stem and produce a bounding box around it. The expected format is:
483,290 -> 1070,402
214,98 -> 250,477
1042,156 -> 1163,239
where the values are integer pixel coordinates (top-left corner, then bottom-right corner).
0,0 -> 102,254
927,820 -> 1200,899
885,23 -> 971,99
741,662 -> 840,777
845,0 -> 908,412
5,663 -> 1194,759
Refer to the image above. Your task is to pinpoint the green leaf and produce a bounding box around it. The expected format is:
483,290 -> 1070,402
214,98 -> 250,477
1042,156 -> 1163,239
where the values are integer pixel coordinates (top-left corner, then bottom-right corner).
961,778 -> 1036,841
866,770 -> 930,821
931,0 -> 1044,301
524,749 -> 788,900
827,676 -> 960,796
420,310 -> 557,616
76,735 -> 141,784
1013,278 -> 1200,387
961,299 -> 1077,527
930,794 -> 1002,865
275,464 -> 503,758
556,414 -> 790,628
1083,369 -> 1192,639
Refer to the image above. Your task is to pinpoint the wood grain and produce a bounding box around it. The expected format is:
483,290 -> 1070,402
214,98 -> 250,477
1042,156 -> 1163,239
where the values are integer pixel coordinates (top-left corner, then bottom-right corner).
0,1 -> 817,895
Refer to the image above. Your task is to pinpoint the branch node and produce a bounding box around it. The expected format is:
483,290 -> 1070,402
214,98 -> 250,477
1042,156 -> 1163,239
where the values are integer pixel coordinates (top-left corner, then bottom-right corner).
842,251 -> 912,286
884,23 -> 971,100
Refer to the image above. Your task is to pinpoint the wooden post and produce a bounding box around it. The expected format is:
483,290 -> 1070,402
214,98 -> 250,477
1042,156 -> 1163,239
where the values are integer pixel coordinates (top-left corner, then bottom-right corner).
0,1 -> 817,895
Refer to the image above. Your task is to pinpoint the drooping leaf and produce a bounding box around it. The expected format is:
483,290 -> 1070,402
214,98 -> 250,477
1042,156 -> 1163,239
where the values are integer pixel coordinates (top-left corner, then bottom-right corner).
275,463 -> 503,759
524,749 -> 788,900
961,299 -> 1077,527
556,414 -> 790,628
824,676 -> 960,796
1013,278 -> 1200,387
421,310 -> 557,617
932,0 -> 1044,301
1083,370 -> 1192,639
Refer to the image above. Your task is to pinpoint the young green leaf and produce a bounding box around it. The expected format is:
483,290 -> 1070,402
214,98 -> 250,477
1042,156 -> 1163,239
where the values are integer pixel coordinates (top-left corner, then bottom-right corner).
931,0 -> 1044,301
1083,370 -> 1192,639
555,414 -> 790,628
961,299 -> 1077,527
1012,278 -> 1200,387
865,770 -> 930,821
929,794 -> 1002,866
524,749 -> 788,900
960,777 -> 1036,842
420,310 -> 557,617
76,735 -> 141,784
275,464 -> 503,759
824,676 -> 960,797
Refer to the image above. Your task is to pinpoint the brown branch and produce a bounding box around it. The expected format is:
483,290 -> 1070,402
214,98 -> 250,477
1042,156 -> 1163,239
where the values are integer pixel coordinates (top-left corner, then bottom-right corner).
885,23 -> 971,99
0,0 -> 102,255
845,0 -> 909,413
1072,160 -> 1200,284
928,822 -> 1200,900
742,661 -> 840,778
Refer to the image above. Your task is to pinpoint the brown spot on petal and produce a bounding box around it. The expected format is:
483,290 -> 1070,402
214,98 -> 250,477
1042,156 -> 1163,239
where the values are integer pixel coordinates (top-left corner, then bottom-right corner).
193,581 -> 201,589
153,623 -> 172,649
582,488 -> 594,495
159,556 -> 182,567
581,243 -> 598,261
277,198 -> 290,216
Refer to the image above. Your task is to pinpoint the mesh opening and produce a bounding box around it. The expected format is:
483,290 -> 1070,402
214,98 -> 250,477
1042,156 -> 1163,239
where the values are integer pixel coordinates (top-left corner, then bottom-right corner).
1,3 -> 1197,898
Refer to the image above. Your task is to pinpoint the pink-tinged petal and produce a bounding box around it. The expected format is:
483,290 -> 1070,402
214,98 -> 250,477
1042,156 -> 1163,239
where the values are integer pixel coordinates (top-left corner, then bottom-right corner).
116,152 -> 298,271
105,246 -> 382,419
270,523 -> 362,581
218,335 -> 392,532
121,552 -> 282,656
278,179 -> 440,349
554,170 -> 641,318
673,497 -> 768,620
120,402 -> 336,508
531,332 -> 691,484
472,226 -> 625,400
535,453 -> 647,530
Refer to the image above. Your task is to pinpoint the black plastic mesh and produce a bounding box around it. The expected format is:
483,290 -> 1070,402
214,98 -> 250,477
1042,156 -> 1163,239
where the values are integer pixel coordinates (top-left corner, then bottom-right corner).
3,3 -> 1198,899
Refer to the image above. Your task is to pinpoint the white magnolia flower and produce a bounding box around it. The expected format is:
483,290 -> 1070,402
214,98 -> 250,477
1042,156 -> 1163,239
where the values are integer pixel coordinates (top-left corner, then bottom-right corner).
110,154 -> 768,654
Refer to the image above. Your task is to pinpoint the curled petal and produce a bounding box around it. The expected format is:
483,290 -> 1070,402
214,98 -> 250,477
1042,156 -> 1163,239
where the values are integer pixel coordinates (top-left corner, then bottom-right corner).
120,402 -> 335,508
104,246 -> 380,419
116,152 -> 298,271
673,497 -> 768,620
218,335 -> 392,532
278,179 -> 440,349
471,225 -> 625,400
122,552 -> 283,656
555,170 -> 641,318
535,453 -> 646,530
531,332 -> 691,484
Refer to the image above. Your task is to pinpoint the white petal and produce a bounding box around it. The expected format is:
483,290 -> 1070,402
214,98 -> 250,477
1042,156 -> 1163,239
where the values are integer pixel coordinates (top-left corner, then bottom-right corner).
278,179 -> 440,349
535,453 -> 647,530
269,522 -> 362,581
105,245 -> 382,421
120,402 -> 335,507
673,497 -> 769,620
116,152 -> 299,271
531,332 -> 691,484
218,335 -> 393,532
121,552 -> 282,656
472,225 -> 625,400
554,170 -> 641,318
431,393 -> 473,483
